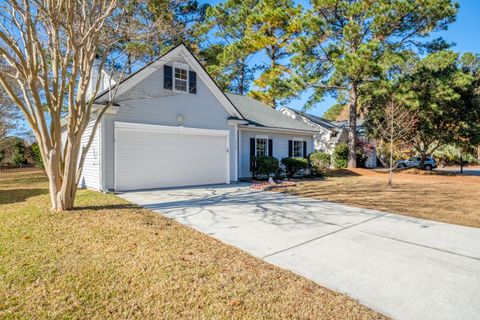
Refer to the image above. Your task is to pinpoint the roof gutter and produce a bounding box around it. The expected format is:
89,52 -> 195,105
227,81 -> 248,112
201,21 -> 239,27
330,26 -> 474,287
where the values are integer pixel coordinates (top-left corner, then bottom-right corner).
60,103 -> 119,127
238,124 -> 316,135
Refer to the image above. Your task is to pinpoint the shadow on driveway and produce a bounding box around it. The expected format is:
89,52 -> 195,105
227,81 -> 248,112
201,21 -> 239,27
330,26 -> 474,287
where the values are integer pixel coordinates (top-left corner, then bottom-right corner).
120,184 -> 480,320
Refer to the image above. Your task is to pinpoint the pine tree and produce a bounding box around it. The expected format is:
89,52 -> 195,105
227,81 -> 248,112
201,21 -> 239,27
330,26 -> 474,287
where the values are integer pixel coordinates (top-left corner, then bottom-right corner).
246,0 -> 302,108
197,0 -> 258,94
292,0 -> 458,167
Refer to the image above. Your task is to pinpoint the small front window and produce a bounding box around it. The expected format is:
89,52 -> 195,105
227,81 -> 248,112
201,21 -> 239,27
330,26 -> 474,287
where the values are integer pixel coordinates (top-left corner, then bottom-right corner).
174,68 -> 187,91
293,140 -> 303,157
256,138 -> 268,156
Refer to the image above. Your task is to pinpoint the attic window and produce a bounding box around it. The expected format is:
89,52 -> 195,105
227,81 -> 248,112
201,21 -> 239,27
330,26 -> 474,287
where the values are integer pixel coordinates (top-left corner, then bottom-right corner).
174,68 -> 187,92
164,65 -> 197,93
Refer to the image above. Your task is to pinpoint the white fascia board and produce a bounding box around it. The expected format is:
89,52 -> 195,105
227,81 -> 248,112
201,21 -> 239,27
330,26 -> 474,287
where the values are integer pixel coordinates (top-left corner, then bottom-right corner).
92,104 -> 118,115
60,104 -> 116,128
227,119 -> 249,126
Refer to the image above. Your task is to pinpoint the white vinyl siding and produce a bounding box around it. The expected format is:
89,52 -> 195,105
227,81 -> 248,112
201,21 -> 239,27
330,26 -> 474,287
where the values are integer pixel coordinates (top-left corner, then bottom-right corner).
239,129 -> 313,178
61,117 -> 101,190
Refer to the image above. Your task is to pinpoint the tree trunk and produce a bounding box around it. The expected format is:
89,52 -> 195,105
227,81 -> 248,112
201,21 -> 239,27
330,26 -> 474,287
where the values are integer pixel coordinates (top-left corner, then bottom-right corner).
348,85 -> 358,168
460,154 -> 464,174
239,61 -> 245,95
388,120 -> 394,186
43,134 -> 81,211
418,153 -> 427,169
45,162 -> 77,211
52,184 -> 77,211
388,144 -> 393,186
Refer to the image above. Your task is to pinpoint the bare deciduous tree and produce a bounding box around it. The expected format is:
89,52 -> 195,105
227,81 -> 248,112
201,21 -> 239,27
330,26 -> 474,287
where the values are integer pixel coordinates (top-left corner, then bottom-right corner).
0,0 -> 168,211
0,63 -> 23,146
0,95 -> 22,146
371,97 -> 418,186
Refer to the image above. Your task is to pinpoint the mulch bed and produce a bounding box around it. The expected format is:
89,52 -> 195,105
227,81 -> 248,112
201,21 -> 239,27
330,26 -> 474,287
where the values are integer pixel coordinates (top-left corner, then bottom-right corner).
250,180 -> 296,190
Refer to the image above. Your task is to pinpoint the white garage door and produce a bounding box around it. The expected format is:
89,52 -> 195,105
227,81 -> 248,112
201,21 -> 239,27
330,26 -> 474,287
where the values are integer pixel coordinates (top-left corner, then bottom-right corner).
114,122 -> 229,191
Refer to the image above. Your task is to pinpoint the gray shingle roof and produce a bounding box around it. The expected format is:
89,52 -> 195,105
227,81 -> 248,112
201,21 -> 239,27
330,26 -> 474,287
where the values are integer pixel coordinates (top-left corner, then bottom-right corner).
225,93 -> 316,132
333,119 -> 366,135
283,107 -> 341,131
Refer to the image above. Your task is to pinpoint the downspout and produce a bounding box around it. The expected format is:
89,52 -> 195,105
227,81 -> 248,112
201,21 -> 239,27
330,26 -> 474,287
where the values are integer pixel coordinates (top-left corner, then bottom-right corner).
238,129 -> 242,181
100,114 -> 107,192
234,124 -> 239,182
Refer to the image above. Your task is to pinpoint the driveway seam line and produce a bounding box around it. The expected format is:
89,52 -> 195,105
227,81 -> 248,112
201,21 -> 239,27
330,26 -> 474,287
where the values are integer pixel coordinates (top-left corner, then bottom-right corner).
361,231 -> 480,261
262,213 -> 389,259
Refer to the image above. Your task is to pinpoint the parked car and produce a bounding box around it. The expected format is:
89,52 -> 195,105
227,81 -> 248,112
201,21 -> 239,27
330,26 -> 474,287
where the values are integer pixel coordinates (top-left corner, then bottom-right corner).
396,157 -> 437,170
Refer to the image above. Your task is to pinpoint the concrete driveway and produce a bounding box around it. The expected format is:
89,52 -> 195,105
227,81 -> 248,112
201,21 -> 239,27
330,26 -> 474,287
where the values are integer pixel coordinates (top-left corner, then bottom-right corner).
436,166 -> 480,176
120,184 -> 480,320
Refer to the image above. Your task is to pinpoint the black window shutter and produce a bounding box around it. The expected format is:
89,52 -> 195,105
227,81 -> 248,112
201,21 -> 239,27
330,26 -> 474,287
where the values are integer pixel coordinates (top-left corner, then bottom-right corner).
189,70 -> 197,94
250,138 -> 255,171
268,139 -> 273,157
164,65 -> 173,90
288,140 -> 293,157
303,141 -> 307,158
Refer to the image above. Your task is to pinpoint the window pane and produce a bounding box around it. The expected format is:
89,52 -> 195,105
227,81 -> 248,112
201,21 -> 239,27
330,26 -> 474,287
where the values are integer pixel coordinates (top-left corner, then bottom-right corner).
293,140 -> 303,157
175,79 -> 187,91
175,68 -> 187,80
256,138 -> 267,156
174,68 -> 188,92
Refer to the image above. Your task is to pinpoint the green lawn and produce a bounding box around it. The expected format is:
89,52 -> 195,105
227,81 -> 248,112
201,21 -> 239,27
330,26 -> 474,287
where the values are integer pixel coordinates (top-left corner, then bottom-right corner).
0,171 -> 385,319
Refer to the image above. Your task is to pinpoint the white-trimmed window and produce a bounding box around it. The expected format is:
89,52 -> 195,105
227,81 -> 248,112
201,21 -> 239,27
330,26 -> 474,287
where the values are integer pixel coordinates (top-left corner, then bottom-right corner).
256,137 -> 268,156
293,139 -> 303,157
174,67 -> 188,92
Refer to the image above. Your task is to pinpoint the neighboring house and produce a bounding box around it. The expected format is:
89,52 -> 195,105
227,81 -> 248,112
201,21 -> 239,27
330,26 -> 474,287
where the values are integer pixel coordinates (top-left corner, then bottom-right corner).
64,44 -> 315,191
280,107 -> 377,168
280,107 -> 346,154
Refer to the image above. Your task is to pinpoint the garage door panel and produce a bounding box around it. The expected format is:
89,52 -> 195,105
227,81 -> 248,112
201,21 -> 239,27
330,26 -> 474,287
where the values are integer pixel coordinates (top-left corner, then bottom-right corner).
115,125 -> 228,191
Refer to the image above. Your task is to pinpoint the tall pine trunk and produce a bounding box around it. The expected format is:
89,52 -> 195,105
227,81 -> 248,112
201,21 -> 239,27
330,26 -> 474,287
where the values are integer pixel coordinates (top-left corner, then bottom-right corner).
348,85 -> 358,168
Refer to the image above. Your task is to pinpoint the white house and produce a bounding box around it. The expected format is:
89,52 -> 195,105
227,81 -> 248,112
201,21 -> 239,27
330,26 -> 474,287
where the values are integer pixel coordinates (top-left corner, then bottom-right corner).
66,44 -> 316,192
280,107 -> 377,168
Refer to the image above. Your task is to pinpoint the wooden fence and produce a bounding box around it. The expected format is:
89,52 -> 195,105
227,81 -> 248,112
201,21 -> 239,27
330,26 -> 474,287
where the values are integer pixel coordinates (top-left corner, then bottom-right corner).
0,164 -> 43,173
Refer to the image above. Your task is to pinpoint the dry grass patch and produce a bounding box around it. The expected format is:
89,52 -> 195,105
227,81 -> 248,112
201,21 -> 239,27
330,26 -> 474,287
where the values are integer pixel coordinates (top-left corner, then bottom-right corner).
0,171 -> 385,319
281,169 -> 480,228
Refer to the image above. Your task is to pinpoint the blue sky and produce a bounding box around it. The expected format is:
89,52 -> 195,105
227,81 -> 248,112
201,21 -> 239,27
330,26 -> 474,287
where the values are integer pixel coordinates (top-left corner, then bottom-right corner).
202,0 -> 480,117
